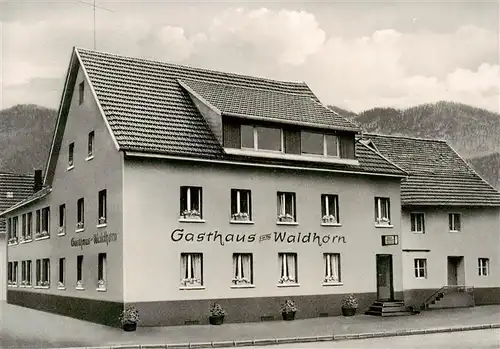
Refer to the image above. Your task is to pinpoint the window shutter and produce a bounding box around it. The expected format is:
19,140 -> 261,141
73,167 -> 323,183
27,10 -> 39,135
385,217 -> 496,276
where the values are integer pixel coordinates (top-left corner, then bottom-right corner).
339,134 -> 355,159
284,129 -> 301,154
223,121 -> 241,148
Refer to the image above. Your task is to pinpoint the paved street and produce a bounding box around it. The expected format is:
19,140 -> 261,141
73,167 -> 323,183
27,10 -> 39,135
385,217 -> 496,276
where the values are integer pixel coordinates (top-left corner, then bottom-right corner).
242,329 -> 500,349
1,302 -> 500,348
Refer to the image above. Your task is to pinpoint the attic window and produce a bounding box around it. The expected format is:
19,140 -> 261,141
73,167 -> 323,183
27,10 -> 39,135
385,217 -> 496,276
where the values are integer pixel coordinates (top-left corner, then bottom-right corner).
79,81 -> 84,105
6,192 -> 13,198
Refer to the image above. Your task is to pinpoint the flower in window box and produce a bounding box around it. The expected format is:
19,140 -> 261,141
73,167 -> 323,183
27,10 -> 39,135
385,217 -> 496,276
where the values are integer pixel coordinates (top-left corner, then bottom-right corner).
182,210 -> 201,220
323,275 -> 340,284
181,277 -> 201,286
58,281 -> 65,288
232,277 -> 251,285
76,222 -> 84,229
41,281 -> 49,287
322,215 -> 337,224
376,217 -> 390,225
19,236 -> 25,243
7,280 -> 12,286
57,226 -> 64,234
97,279 -> 107,289
278,276 -> 296,284
41,230 -> 49,237
8,237 -> 18,244
98,217 -> 107,225
25,233 -> 32,240
231,212 -> 250,221
278,214 -> 295,223
76,280 -> 84,288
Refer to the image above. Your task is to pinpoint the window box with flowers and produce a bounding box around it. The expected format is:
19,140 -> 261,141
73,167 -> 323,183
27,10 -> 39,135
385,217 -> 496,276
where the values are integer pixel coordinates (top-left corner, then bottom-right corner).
278,276 -> 297,285
21,280 -> 31,287
76,280 -> 85,290
36,280 -> 50,288
375,217 -> 392,227
58,281 -> 65,290
8,237 -> 18,245
57,226 -> 65,236
181,210 -> 202,221
7,280 -> 17,287
280,299 -> 297,321
209,302 -> 227,325
98,217 -> 107,226
97,279 -> 107,291
76,222 -> 84,231
35,230 -> 50,240
24,234 -> 33,242
231,212 -> 251,222
277,213 -> 295,224
181,277 -> 202,287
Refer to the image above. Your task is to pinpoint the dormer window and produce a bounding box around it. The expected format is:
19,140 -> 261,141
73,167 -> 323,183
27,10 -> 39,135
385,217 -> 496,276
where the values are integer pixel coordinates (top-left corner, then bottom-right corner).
241,125 -> 282,152
301,131 -> 339,157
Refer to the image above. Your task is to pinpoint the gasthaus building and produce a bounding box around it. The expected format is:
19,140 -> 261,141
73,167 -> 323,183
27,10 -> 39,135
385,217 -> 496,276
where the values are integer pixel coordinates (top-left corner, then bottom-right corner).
1,47 -> 410,326
362,134 -> 500,310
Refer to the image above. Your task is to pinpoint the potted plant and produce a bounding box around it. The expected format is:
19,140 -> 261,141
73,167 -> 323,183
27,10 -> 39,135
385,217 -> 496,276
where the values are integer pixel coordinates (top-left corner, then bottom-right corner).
182,209 -> 201,220
322,214 -> 337,224
120,305 -> 140,331
231,212 -> 250,221
209,302 -> 227,325
278,213 -> 295,223
280,299 -> 297,321
341,294 -> 358,316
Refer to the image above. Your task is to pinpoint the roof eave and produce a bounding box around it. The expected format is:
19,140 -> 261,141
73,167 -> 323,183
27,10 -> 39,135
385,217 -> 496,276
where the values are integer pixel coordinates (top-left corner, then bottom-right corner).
0,188 -> 52,217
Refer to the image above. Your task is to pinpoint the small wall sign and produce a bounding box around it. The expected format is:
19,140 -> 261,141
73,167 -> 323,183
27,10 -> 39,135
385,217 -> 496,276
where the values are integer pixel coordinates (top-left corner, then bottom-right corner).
381,235 -> 399,246
71,231 -> 118,250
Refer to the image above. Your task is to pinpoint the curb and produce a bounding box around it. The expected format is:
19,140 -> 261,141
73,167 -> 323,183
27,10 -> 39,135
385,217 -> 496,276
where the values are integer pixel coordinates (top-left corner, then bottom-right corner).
56,323 -> 500,349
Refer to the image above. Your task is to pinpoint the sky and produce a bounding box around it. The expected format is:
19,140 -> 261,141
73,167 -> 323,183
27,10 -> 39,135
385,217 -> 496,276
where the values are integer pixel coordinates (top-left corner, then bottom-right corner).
1,0 -> 499,113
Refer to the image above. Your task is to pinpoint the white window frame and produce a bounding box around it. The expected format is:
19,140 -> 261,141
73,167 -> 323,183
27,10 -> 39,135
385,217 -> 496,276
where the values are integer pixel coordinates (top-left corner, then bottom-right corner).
410,212 -> 425,233
323,253 -> 341,285
21,260 -> 32,287
98,190 -> 107,226
321,194 -> 339,225
478,258 -> 489,276
300,131 -> 340,158
180,186 -> 203,221
241,125 -> 284,153
231,253 -> 254,287
180,253 -> 204,289
58,257 -> 66,289
375,197 -> 391,226
277,252 -> 298,286
277,192 -> 296,223
35,258 -> 50,288
77,198 -> 85,231
449,213 -> 461,232
76,255 -> 84,290
87,131 -> 95,159
414,258 -> 427,279
230,189 -> 252,222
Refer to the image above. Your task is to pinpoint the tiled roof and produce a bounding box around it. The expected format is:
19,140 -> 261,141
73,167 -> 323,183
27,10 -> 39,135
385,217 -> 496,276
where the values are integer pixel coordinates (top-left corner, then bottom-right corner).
0,186 -> 52,216
0,173 -> 35,231
363,133 -> 500,206
179,79 -> 359,131
467,152 -> 500,189
74,48 -> 402,177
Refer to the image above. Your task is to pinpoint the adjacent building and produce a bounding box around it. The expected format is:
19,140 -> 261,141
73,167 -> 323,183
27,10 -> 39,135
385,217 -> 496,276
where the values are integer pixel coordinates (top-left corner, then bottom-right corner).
1,47 -> 409,326
0,172 -> 39,300
362,134 -> 500,309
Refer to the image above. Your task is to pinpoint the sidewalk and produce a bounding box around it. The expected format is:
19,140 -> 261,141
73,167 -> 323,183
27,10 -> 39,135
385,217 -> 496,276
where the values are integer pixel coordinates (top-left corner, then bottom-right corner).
1,302 -> 499,349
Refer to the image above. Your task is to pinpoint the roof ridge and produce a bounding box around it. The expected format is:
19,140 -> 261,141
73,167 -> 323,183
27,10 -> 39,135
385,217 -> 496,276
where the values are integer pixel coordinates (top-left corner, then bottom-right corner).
364,132 -> 448,143
75,47 -> 310,87
179,78 -> 316,98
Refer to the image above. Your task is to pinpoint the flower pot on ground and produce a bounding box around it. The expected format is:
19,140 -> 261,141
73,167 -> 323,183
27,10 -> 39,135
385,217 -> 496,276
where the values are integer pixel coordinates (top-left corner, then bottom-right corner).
341,294 -> 358,317
209,302 -> 227,325
280,299 -> 297,321
119,305 -> 140,331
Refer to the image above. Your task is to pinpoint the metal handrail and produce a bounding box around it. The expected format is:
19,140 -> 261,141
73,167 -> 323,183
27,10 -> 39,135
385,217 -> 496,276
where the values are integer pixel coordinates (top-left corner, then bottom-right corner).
423,285 -> 474,309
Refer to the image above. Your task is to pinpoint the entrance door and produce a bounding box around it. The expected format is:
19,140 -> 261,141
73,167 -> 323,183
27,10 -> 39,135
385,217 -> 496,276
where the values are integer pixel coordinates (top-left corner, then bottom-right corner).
376,254 -> 394,301
448,256 -> 464,285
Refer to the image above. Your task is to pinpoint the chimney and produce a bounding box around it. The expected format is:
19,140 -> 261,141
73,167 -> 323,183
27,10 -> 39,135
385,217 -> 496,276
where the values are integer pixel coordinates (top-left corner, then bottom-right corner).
34,170 -> 43,193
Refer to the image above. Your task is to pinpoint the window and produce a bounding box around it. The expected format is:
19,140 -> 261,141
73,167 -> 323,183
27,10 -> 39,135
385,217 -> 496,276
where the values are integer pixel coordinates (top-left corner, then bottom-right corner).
240,125 -> 282,152
58,204 -> 65,235
277,192 -> 296,223
21,260 -> 32,287
12,216 -> 18,240
77,198 -> 84,230
410,213 -> 425,233
301,131 -> 339,157
58,258 -> 66,288
375,197 -> 391,225
98,190 -> 107,225
97,253 -> 107,290
76,255 -> 84,289
414,259 -> 427,279
478,258 -> 489,276
180,187 -> 202,220
278,253 -> 298,285
321,194 -> 339,224
36,258 -> 50,287
323,253 -> 341,284
68,142 -> 74,167
79,81 -> 84,105
27,212 -> 33,239
35,209 -> 41,235
21,214 -> 27,240
12,261 -> 18,285
230,189 -> 252,222
8,217 -> 18,244
449,213 -> 461,232
87,131 -> 94,158
41,207 -> 50,235
8,261 -> 17,286
232,253 -> 253,286
180,253 -> 203,287
7,217 -> 11,241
